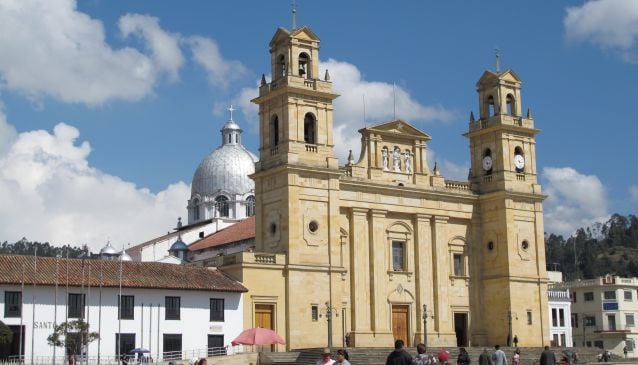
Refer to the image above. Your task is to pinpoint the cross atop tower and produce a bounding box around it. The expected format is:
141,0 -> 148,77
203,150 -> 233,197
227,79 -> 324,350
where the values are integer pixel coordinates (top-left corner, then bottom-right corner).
227,104 -> 236,121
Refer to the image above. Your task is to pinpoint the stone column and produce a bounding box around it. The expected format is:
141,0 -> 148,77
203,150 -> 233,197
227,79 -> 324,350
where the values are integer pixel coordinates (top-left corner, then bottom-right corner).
369,209 -> 387,333
432,215 -> 449,333
414,213 -> 433,341
349,207 -> 371,333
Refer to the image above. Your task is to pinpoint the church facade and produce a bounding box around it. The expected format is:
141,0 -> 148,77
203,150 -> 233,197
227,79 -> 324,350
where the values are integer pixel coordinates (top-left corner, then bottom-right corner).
219,25 -> 550,349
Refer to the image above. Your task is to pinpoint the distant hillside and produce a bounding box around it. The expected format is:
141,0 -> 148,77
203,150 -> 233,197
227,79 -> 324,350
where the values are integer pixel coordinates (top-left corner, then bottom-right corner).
545,214 -> 638,280
0,238 -> 92,258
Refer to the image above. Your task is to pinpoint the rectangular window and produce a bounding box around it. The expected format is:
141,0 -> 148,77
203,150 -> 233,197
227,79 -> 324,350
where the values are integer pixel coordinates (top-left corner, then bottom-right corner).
552,308 -> 558,327
210,298 -> 224,321
584,292 -> 594,301
585,315 -> 596,326
594,341 -> 603,349
163,334 -> 182,360
453,254 -> 463,276
573,292 -> 577,303
604,290 -> 616,300
165,296 -> 180,320
392,241 -> 405,272
68,293 -> 85,319
527,310 -> 533,325
208,335 -> 226,356
571,313 -> 579,328
627,314 -> 635,327
559,308 -> 565,327
118,295 -> 134,320
115,333 -> 135,357
4,291 -> 21,318
311,305 -> 318,322
625,290 -> 633,301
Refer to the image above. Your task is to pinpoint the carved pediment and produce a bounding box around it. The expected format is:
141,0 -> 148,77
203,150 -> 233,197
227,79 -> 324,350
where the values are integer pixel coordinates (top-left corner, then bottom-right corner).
477,69 -> 521,87
290,26 -> 320,42
365,119 -> 431,141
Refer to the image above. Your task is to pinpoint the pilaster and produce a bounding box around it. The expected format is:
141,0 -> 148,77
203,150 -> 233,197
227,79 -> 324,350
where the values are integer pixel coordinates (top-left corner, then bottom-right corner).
414,213 -> 432,341
370,209 -> 388,333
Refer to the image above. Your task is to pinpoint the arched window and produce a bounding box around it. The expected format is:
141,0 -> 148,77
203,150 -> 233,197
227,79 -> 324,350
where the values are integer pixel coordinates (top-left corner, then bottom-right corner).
488,96 -> 496,117
246,195 -> 256,217
215,195 -> 229,218
506,94 -> 515,116
279,55 -> 286,78
299,52 -> 310,78
271,115 -> 279,146
304,113 -> 316,144
192,198 -> 200,221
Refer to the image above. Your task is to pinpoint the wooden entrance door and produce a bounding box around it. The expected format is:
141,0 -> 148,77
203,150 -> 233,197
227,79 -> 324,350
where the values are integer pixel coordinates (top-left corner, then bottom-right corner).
392,305 -> 410,346
255,304 -> 275,351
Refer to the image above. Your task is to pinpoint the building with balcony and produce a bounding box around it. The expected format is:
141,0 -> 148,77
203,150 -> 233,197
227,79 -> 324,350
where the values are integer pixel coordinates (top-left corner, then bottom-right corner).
553,274 -> 638,356
547,271 -> 573,347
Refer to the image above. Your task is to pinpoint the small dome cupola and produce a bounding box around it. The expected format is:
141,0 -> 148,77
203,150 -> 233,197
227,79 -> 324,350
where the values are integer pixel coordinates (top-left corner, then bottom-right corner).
168,218 -> 188,261
119,250 -> 132,261
221,105 -> 242,146
99,241 -> 119,260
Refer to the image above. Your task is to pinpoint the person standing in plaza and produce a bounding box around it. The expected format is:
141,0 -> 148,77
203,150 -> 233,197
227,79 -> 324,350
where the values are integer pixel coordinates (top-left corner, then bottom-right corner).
512,348 -> 520,365
317,348 -> 336,365
492,345 -> 507,365
539,346 -> 556,365
386,340 -> 413,365
335,349 -> 351,365
479,348 -> 493,365
457,348 -> 471,365
412,344 -> 431,365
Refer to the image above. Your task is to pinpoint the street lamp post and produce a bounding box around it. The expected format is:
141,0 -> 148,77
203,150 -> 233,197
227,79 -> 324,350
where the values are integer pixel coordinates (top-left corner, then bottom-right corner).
422,305 -> 434,352
321,302 -> 338,349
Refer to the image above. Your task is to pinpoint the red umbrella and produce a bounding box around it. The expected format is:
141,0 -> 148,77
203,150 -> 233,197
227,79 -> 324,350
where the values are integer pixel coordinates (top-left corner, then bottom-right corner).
231,327 -> 286,346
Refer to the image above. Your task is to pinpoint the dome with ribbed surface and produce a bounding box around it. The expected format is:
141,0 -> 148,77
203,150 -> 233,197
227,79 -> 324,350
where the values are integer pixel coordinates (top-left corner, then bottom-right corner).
191,115 -> 257,198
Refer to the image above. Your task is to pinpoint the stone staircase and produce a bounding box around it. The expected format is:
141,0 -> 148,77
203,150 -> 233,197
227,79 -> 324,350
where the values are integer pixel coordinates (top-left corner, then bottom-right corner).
260,346 -> 617,365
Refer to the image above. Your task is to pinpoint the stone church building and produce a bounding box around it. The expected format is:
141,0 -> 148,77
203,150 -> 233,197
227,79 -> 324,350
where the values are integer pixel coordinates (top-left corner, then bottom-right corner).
219,24 -> 549,349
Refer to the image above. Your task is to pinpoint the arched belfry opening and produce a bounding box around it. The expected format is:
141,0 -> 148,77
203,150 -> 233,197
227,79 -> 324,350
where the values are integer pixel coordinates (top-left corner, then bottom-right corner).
278,55 -> 286,78
304,112 -> 316,144
298,52 -> 310,78
271,115 -> 280,146
488,96 -> 496,117
506,94 -> 516,116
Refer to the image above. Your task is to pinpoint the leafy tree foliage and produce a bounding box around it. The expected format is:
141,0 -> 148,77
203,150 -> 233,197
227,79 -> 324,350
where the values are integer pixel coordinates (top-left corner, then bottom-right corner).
0,238 -> 94,258
546,214 -> 638,280
0,321 -> 12,346
47,320 -> 99,355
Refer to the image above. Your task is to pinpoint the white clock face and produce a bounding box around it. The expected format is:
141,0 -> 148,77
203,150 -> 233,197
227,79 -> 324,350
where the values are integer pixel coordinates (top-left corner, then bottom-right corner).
482,156 -> 493,171
514,154 -> 525,170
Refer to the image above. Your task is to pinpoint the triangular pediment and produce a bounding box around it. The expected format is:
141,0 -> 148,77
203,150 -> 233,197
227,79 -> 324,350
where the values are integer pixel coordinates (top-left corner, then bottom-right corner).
269,27 -> 291,47
477,69 -> 521,86
290,26 -> 320,42
366,119 -> 432,140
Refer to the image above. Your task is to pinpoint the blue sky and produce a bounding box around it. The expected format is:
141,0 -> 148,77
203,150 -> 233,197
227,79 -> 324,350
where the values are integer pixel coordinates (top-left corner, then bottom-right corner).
0,0 -> 636,250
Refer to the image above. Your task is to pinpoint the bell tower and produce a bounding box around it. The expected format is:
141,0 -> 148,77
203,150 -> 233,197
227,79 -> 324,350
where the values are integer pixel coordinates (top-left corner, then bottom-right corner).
465,68 -> 550,346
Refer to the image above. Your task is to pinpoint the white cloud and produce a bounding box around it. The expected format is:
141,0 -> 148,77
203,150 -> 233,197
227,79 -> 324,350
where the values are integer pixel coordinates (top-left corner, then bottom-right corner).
630,185 -> 638,201
0,115 -> 190,251
542,167 -> 609,236
188,36 -> 248,89
119,13 -> 184,81
565,0 -> 638,62
0,106 -> 17,156
427,149 -> 469,181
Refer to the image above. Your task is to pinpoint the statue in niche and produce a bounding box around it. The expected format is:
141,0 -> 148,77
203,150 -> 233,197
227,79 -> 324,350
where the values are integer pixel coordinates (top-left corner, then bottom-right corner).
393,147 -> 401,172
404,150 -> 412,174
382,147 -> 389,170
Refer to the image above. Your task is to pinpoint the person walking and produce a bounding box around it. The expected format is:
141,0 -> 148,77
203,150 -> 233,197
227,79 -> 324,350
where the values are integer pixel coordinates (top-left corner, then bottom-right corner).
317,348 -> 336,365
479,348 -> 493,365
513,336 -> 519,348
438,349 -> 450,365
539,346 -> 556,365
386,340 -> 413,365
512,349 -> 520,365
457,348 -> 471,365
492,345 -> 507,365
336,349 -> 351,365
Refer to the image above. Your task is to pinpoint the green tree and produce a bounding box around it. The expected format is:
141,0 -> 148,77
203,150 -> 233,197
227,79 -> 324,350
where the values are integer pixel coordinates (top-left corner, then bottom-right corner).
0,321 -> 12,346
47,320 -> 99,355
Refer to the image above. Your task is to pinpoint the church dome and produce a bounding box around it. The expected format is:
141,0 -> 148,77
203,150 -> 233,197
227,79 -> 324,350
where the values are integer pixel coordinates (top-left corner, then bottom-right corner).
191,110 -> 257,198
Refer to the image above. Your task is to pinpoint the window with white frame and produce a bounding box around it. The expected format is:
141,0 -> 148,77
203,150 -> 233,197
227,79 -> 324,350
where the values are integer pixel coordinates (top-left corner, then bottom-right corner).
604,290 -> 616,300
627,314 -> 635,327
625,290 -> 633,301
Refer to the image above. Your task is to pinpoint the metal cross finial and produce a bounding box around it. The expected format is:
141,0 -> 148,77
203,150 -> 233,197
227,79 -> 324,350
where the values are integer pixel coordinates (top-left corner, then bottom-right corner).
495,48 -> 500,73
292,0 -> 297,30
228,104 -> 235,121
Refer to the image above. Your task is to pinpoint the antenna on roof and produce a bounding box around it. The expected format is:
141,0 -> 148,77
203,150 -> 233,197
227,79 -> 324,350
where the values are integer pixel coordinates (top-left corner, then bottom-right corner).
292,0 -> 297,30
495,48 -> 500,73
393,82 -> 396,120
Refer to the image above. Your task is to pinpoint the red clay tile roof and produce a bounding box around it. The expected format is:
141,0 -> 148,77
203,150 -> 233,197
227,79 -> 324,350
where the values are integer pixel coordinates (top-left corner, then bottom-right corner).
0,255 -> 246,292
189,216 -> 255,252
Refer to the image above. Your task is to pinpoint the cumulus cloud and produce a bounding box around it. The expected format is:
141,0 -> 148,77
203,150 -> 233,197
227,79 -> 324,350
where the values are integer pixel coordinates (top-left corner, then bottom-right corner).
565,0 -> 638,63
427,149 -> 469,181
0,116 -> 190,251
630,185 -> 638,201
119,13 -> 184,81
0,106 -> 17,156
542,167 -> 609,236
188,36 -> 248,89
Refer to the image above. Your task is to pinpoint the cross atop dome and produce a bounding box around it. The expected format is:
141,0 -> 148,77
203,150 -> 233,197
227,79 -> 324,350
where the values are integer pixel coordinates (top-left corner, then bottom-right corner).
228,104 -> 236,121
